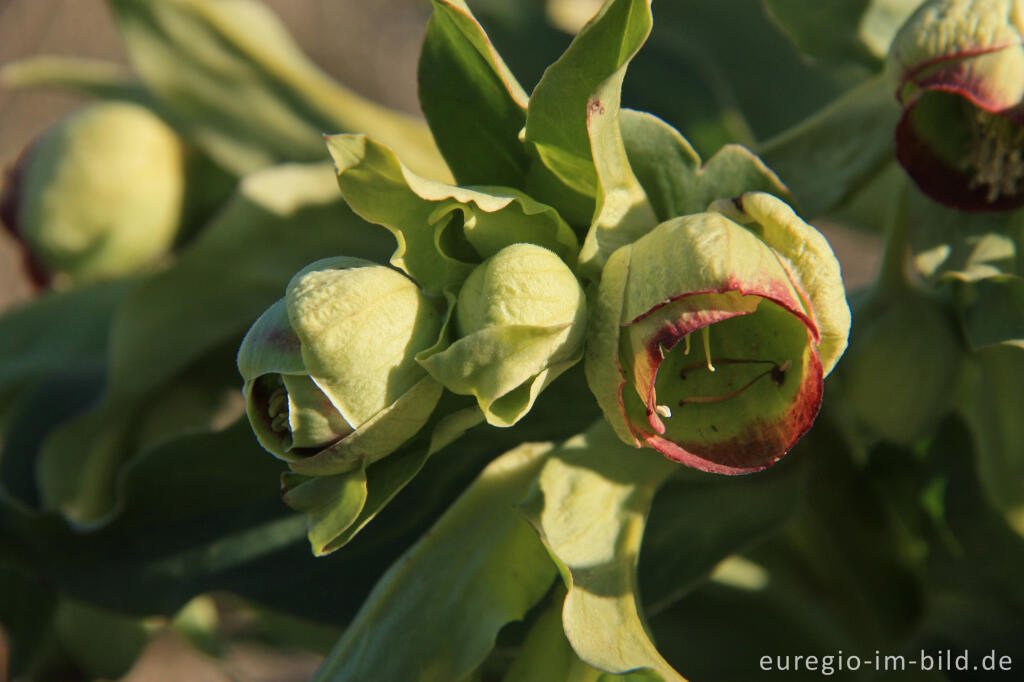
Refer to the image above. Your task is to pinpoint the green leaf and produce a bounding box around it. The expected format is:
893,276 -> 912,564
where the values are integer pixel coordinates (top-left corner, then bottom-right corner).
910,195 -> 1023,282
420,324 -> 581,427
327,134 -> 578,295
521,421 -> 684,681
53,598 -> 154,679
952,275 -> 1024,351
759,74 -> 901,217
0,560 -> 57,677
107,0 -> 448,179
639,454 -> 805,616
313,442 -> 558,682
524,0 -> 652,199
958,345 -> 1024,511
577,53 -> 658,280
418,0 -> 531,187
0,56 -> 154,105
761,0 -> 923,64
503,596 -> 666,682
622,110 -> 789,221
282,469 -> 368,557
0,281 -> 132,410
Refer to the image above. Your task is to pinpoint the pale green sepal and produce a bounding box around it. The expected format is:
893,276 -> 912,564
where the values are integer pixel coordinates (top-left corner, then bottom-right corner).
950,274 -> 1024,350
524,0 -> 653,197
520,421 -> 685,681
236,298 -> 305,379
420,325 -> 581,427
327,134 -> 578,294
711,192 -> 851,375
584,247 -> 639,448
620,110 -> 788,221
427,407 -> 486,455
287,375 -> 443,477
578,70 -> 659,281
282,375 -> 353,450
758,74 -> 901,217
286,256 -> 441,428
282,468 -> 369,557
313,442 -> 558,682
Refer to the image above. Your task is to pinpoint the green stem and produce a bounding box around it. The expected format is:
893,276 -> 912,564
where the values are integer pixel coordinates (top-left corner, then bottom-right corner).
876,181 -> 911,294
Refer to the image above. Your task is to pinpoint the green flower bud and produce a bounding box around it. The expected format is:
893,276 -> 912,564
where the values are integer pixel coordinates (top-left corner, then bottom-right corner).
237,257 -> 444,474
586,193 -> 849,474
419,243 -> 586,427
841,292 -> 964,444
1,101 -> 186,282
888,0 -> 1024,210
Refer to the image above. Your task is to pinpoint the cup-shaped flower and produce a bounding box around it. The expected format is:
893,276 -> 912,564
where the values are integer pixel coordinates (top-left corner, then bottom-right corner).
0,101 -> 185,283
237,257 -> 444,475
419,243 -> 586,427
586,195 -> 849,474
888,0 -> 1024,211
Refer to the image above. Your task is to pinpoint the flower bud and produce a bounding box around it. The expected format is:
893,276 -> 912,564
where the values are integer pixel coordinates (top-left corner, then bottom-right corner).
1,101 -> 186,282
237,257 -> 444,474
888,0 -> 1024,211
419,243 -> 586,427
586,198 -> 849,474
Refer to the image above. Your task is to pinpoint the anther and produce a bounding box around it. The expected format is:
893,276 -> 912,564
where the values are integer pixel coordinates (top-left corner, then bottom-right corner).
702,326 -> 715,372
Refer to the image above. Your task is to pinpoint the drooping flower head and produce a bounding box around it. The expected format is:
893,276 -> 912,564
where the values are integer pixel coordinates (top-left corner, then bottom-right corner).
889,0 -> 1024,211
238,257 -> 443,474
586,193 -> 849,474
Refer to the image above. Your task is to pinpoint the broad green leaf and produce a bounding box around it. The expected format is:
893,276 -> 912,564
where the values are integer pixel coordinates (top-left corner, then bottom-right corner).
577,40 -> 658,279
759,74 -> 901,217
0,280 -> 131,409
327,134 -> 578,295
314,442 -> 558,682
958,345 -> 1024,511
504,596 -> 666,682
621,110 -> 787,221
524,0 -> 651,195
952,275 -> 1024,350
419,0 -> 531,187
0,56 -> 154,105
639,453 -> 805,616
522,421 -> 684,681
761,0 -> 924,64
1,367 -> 106,509
107,0 -> 449,179
0,560 -> 57,677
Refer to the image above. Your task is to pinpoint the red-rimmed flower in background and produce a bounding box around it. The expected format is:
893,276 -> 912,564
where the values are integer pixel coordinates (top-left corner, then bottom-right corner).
585,193 -> 849,474
889,0 -> 1024,211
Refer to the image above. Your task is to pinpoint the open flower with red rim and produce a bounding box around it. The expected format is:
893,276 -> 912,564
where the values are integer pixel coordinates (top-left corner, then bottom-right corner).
889,0 -> 1024,211
585,193 -> 849,474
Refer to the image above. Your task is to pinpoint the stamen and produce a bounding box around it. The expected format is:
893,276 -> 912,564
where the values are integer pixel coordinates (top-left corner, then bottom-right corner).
267,381 -> 290,433
683,333 -> 691,355
702,326 -> 715,372
655,404 -> 672,419
962,109 -> 1024,202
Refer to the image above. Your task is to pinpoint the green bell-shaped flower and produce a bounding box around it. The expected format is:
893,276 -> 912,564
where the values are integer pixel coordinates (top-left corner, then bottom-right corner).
1,101 -> 186,283
586,193 -> 850,474
238,257 -> 444,474
419,243 -> 586,427
888,0 -> 1024,210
